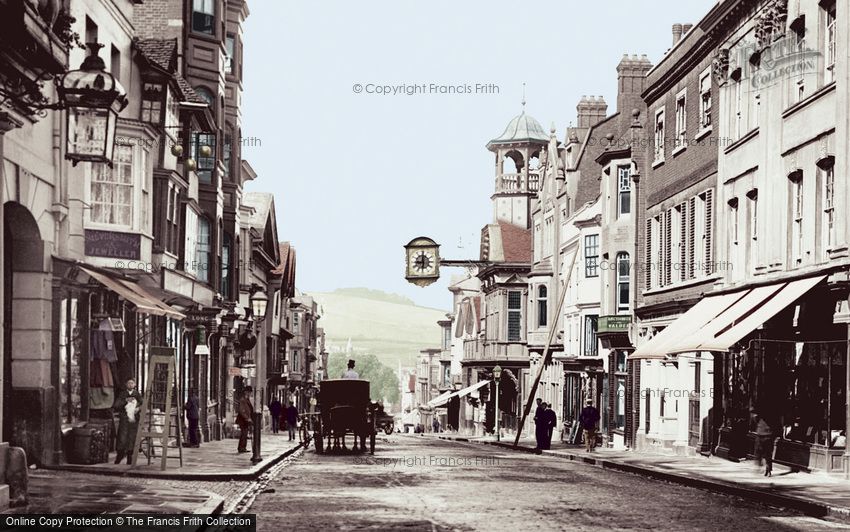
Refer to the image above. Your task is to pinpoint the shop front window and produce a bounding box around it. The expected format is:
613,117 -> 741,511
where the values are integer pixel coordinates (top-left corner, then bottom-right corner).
725,339 -> 847,448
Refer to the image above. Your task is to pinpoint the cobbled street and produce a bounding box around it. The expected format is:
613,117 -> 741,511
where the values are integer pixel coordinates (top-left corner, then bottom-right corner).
248,435 -> 850,531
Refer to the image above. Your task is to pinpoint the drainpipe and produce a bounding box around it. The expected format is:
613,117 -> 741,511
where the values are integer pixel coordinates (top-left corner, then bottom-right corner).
51,107 -> 67,256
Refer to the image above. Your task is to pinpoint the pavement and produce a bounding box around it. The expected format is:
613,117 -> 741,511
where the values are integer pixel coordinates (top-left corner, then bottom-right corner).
44,433 -> 305,480
249,433 -> 849,531
3,433 -> 306,516
425,432 -> 850,521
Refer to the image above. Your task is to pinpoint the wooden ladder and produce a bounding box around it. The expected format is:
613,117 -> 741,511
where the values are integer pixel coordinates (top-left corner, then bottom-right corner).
131,347 -> 184,470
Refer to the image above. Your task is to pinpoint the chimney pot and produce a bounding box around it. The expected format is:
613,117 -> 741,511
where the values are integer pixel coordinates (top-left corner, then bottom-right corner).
673,23 -> 684,46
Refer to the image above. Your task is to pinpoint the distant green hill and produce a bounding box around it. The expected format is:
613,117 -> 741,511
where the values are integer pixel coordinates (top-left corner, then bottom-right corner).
312,289 -> 448,368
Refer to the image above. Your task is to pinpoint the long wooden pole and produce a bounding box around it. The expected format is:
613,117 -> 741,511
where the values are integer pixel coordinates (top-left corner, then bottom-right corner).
514,245 -> 580,447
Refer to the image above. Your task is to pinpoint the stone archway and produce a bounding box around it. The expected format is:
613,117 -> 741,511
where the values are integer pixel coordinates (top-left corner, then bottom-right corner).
3,201 -> 52,465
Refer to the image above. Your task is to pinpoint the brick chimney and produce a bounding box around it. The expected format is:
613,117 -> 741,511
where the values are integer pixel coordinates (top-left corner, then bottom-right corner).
616,54 -> 653,114
576,95 -> 608,128
672,23 -> 684,46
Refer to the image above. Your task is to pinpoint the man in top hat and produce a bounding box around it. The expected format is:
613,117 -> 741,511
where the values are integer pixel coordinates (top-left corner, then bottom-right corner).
342,359 -> 359,379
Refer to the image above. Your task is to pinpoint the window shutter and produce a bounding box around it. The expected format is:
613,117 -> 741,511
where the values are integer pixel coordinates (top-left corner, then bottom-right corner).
688,197 -> 696,279
645,218 -> 653,290
704,190 -> 714,274
656,215 -> 664,288
679,202 -> 687,283
664,210 -> 672,286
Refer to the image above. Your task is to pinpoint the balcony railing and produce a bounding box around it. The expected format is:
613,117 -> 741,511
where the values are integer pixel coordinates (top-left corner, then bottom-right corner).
497,172 -> 540,193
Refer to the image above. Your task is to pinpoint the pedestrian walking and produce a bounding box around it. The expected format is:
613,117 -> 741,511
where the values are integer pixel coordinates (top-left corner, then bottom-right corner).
579,399 -> 600,452
114,378 -> 142,464
269,397 -> 282,434
752,407 -> 775,477
543,403 -> 557,450
236,387 -> 254,453
533,398 -> 546,451
286,401 -> 299,441
184,389 -> 200,447
432,418 -> 440,433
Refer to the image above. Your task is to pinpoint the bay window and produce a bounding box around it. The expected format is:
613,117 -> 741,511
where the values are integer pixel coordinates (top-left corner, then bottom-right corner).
616,253 -> 630,313
507,290 -> 522,342
192,0 -> 215,35
537,285 -> 548,328
90,144 -> 134,227
197,217 -> 211,283
140,83 -> 163,124
221,232 -> 232,299
617,166 -> 631,216
225,34 -> 236,75
192,132 -> 216,184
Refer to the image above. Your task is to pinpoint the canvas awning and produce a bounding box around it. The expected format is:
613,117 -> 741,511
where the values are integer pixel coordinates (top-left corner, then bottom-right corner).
630,275 -> 826,360
82,267 -> 185,320
673,275 -> 826,353
428,380 -> 490,408
629,291 -> 743,360
427,390 -> 456,408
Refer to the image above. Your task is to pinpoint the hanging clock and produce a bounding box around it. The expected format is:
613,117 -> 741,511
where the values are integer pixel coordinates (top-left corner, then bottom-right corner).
404,237 -> 441,287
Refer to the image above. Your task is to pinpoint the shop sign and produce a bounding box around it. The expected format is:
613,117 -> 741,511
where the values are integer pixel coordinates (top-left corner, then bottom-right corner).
84,229 -> 140,260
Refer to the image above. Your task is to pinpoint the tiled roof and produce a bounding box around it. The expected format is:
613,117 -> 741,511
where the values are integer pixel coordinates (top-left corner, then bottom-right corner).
498,222 -> 532,262
273,242 -> 297,298
134,38 -> 177,72
174,73 -> 207,104
134,38 -> 207,105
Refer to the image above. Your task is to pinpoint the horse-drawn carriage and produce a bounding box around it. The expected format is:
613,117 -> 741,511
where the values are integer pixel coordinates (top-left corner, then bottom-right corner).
311,379 -> 378,454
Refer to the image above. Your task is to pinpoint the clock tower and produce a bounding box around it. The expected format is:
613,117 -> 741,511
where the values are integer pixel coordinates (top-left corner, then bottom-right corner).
486,101 -> 549,230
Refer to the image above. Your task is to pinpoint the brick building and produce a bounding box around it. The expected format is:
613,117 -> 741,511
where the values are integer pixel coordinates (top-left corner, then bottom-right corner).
631,20 -> 722,455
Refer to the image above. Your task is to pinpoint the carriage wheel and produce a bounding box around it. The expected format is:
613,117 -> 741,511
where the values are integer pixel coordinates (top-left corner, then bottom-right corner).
370,432 -> 376,454
384,423 -> 394,435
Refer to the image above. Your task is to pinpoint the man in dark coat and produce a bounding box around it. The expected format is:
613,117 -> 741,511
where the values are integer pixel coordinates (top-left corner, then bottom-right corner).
269,397 -> 282,434
184,389 -> 200,447
114,378 -> 142,464
533,398 -> 546,450
543,403 -> 558,450
579,399 -> 601,452
286,401 -> 299,441
236,387 -> 254,453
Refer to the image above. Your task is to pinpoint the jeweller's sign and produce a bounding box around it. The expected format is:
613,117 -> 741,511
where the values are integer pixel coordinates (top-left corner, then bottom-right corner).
85,229 -> 141,260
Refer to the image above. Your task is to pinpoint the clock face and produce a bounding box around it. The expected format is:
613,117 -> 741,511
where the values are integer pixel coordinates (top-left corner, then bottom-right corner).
410,249 -> 436,275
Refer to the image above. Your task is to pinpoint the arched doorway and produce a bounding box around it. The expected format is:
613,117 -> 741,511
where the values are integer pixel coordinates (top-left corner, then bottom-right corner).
3,202 -> 51,465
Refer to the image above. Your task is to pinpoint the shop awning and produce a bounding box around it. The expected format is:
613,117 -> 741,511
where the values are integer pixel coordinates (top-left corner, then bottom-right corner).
675,275 -> 826,353
428,380 -> 490,408
427,390 -> 456,408
82,267 -> 185,320
629,292 -> 744,360
630,275 -> 827,360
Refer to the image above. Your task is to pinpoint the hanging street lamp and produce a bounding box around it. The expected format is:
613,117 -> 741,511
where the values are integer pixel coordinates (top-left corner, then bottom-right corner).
56,42 -> 128,166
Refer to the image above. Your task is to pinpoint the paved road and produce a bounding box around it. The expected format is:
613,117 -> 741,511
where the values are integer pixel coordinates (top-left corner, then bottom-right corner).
249,434 -> 850,531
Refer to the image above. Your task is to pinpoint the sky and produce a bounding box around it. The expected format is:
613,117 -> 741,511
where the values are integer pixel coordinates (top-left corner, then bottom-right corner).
242,0 -> 716,310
